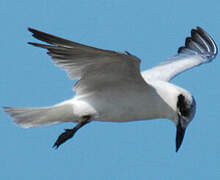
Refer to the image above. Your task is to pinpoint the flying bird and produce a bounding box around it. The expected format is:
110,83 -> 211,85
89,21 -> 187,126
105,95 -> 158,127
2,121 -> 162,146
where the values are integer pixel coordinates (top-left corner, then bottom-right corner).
3,27 -> 217,152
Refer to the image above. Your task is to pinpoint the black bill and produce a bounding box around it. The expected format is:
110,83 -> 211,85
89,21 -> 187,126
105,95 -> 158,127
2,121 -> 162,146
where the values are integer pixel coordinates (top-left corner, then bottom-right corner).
176,120 -> 186,152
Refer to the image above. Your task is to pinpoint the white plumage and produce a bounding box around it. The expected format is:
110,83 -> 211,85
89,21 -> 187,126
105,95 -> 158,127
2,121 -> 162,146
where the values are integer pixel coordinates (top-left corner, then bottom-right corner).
3,27 -> 217,151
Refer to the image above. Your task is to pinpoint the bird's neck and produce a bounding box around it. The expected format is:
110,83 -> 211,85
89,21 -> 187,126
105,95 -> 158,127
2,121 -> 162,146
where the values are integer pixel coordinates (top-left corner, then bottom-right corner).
146,80 -> 180,123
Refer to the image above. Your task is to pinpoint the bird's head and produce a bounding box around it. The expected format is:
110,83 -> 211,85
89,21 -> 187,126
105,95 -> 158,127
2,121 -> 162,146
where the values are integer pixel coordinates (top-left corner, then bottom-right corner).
175,91 -> 196,152
144,80 -> 197,152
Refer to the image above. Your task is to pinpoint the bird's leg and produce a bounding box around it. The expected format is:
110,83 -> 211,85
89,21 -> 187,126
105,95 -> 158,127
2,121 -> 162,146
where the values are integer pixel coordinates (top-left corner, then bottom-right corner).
53,116 -> 91,149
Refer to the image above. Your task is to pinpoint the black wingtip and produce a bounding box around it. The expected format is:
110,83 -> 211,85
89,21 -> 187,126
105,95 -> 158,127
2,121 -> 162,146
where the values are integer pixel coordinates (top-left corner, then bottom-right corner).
27,27 -> 56,45
27,42 -> 50,49
28,27 -> 39,34
196,26 -> 218,55
28,27 -> 33,32
178,26 -> 218,60
27,42 -> 34,46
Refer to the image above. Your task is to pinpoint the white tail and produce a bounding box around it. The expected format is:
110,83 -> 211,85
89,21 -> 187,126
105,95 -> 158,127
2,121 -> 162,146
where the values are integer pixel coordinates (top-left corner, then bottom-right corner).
3,102 -> 75,128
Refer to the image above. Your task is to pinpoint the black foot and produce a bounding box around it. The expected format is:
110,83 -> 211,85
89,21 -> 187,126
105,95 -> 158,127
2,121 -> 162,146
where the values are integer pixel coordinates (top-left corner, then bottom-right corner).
53,118 -> 90,149
53,129 -> 75,149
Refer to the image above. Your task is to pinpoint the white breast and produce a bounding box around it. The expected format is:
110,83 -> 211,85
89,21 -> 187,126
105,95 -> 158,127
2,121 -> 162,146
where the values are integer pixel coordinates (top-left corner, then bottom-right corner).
72,81 -> 179,123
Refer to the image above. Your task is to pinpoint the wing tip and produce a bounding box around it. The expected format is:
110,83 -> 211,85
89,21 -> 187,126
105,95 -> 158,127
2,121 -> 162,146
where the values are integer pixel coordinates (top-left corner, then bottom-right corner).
195,26 -> 218,56
27,42 -> 51,49
27,27 -> 77,47
28,27 -> 35,33
27,41 -> 35,46
178,26 -> 218,60
28,27 -> 42,38
27,27 -> 58,45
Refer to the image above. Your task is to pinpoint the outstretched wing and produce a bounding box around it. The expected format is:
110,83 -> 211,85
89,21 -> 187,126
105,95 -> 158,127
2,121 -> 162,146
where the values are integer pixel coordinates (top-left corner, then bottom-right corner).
141,27 -> 218,82
28,28 -> 148,95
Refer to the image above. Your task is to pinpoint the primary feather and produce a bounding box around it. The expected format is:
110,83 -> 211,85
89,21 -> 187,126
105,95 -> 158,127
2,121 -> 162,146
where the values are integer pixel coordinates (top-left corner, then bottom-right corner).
142,27 -> 218,81
28,28 -> 146,95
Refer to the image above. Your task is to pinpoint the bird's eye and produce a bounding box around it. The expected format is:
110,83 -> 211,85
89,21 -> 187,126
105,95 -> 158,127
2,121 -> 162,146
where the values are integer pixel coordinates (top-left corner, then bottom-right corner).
177,94 -> 190,117
180,107 -> 190,117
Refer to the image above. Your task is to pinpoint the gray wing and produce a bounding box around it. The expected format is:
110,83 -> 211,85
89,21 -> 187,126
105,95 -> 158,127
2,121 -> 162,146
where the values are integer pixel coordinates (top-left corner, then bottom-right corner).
28,28 -> 148,95
141,27 -> 218,82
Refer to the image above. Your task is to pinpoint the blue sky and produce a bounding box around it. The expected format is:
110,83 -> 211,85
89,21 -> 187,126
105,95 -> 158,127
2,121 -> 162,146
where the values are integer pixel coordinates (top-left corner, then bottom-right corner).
1,0 -> 220,179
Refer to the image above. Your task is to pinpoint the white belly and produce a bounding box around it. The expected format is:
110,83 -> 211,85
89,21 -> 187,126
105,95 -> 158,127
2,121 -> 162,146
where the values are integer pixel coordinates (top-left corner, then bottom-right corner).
72,85 -> 173,122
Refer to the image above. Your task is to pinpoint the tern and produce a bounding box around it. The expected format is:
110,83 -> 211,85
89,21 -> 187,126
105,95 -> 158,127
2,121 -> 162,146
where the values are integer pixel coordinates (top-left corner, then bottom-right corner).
3,27 -> 217,152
